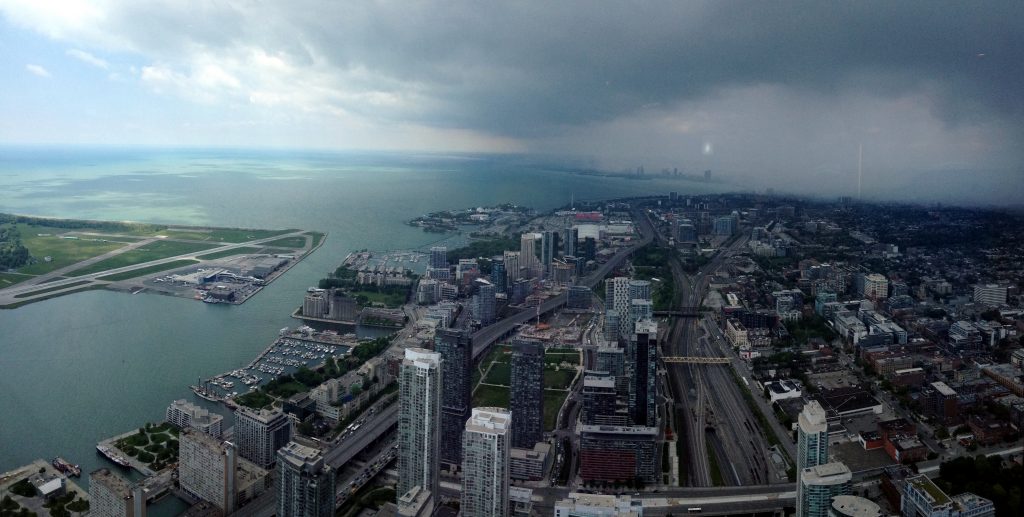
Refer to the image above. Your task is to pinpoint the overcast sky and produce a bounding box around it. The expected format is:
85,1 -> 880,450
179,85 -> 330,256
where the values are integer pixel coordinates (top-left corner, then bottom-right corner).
1,1 -> 1021,204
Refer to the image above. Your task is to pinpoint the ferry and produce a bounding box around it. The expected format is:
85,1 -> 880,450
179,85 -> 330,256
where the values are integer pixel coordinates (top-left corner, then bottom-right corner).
52,457 -> 81,477
96,445 -> 132,468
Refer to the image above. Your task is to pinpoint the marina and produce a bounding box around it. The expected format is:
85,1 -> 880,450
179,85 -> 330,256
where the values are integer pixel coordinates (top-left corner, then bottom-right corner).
191,326 -> 358,405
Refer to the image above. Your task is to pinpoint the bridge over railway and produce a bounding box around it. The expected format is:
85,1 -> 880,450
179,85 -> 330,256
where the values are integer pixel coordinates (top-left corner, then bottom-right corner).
654,306 -> 700,317
663,356 -> 731,364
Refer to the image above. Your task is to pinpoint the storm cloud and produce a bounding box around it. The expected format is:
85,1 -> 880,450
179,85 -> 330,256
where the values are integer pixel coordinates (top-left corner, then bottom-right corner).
1,0 -> 1022,203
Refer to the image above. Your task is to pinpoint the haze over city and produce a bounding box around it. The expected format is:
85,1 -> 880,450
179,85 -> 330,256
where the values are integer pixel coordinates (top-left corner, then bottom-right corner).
2,4 -> 1024,517
1,0 -> 1023,204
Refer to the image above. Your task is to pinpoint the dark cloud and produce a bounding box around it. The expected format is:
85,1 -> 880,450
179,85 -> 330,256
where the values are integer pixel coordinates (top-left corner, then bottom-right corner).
283,1 -> 1024,136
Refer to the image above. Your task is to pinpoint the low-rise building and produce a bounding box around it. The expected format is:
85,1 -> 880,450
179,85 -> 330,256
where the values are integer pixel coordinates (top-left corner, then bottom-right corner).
901,475 -> 994,517
509,442 -> 552,481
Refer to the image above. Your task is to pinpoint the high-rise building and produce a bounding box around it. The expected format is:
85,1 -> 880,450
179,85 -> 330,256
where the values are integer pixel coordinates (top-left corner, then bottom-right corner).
627,280 -> 651,303
276,442 -> 335,517
797,462 -> 852,517
234,406 -> 292,469
503,251 -> 521,284
461,408 -> 512,517
89,468 -> 146,517
714,215 -> 737,235
329,289 -> 358,321
178,427 -> 270,511
166,399 -> 224,438
435,329 -> 473,468
860,273 -> 889,300
630,320 -> 658,427
596,347 -> 627,394
476,283 -> 497,325
554,493 -> 643,517
398,348 -> 442,499
491,258 -> 507,294
542,230 -> 557,277
302,290 -> 329,318
510,338 -> 545,449
628,299 -> 653,335
429,246 -> 447,269
797,401 -> 829,472
605,277 -> 631,339
582,237 -> 597,262
796,400 -> 831,516
520,234 -> 537,273
567,285 -> 592,310
562,227 -> 578,258
973,284 -> 1008,307
582,375 -> 622,426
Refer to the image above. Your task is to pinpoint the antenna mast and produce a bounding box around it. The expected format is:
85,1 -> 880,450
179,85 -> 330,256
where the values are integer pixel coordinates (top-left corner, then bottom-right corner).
857,143 -> 863,198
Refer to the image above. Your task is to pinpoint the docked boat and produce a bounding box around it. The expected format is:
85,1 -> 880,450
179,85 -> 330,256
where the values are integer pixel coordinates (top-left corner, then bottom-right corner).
96,445 -> 131,468
52,457 -> 81,477
190,384 -> 220,402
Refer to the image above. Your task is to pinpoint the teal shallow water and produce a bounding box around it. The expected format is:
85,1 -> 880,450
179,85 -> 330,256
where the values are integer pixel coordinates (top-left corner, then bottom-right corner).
0,148 -> 711,484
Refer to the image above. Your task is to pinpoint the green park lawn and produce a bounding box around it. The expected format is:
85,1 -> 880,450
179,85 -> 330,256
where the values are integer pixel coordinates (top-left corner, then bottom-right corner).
15,224 -> 128,275
67,240 -> 218,276
262,235 -> 308,248
97,259 -> 200,281
197,246 -> 263,260
154,227 -> 295,243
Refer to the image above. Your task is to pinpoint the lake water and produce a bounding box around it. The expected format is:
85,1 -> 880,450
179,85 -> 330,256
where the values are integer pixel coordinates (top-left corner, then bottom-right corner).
0,147 -> 711,488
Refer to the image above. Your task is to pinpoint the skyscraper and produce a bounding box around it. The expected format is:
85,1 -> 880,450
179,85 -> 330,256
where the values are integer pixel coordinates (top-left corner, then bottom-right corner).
541,230 -> 556,277
796,400 -> 830,517
476,283 -> 497,325
631,319 -> 658,427
461,408 -> 512,517
582,374 -> 621,426
398,348 -> 442,500
89,469 -> 146,517
178,428 -> 238,514
276,441 -> 335,517
503,250 -> 521,284
562,227 -> 578,258
520,234 -> 537,273
491,258 -> 507,294
429,246 -> 447,269
234,406 -> 292,469
605,277 -> 631,339
510,338 -> 545,449
796,400 -> 829,471
435,328 -> 473,469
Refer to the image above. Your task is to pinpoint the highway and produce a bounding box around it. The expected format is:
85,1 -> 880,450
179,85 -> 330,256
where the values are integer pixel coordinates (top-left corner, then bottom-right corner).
470,214 -> 653,361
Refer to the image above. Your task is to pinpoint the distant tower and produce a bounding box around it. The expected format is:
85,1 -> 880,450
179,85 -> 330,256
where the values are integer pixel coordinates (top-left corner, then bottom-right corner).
461,408 -> 512,517
857,143 -> 863,199
541,230 -> 556,277
398,348 -> 442,500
